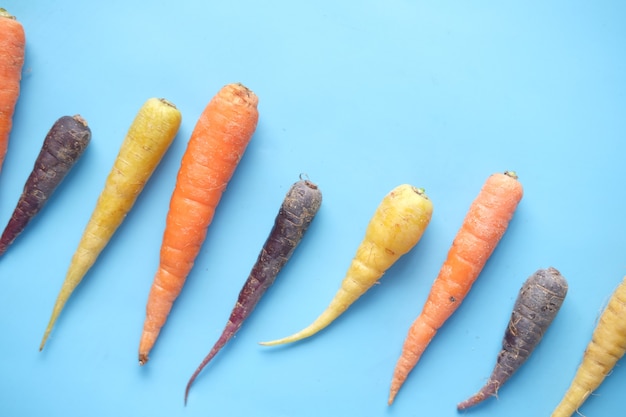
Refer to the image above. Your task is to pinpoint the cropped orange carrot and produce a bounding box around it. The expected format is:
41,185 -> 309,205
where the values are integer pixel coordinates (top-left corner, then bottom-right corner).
0,8 -> 26,173
551,276 -> 626,417
138,83 -> 259,366
388,171 -> 523,405
260,184 -> 433,346
40,98 -> 181,350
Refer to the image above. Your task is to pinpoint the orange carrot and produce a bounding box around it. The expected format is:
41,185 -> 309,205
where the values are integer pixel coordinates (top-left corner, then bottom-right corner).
0,8 -> 26,173
388,171 -> 523,405
138,83 -> 259,366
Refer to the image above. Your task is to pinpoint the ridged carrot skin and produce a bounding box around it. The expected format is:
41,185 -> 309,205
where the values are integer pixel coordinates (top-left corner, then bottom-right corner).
40,98 -> 181,350
184,178 -> 322,405
139,83 -> 259,366
260,184 -> 433,346
388,171 -> 523,405
0,8 -> 26,173
551,276 -> 626,417
458,267 -> 568,410
0,115 -> 91,256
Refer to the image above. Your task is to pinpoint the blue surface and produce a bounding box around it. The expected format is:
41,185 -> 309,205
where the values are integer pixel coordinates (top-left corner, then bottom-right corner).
1,1 -> 625,416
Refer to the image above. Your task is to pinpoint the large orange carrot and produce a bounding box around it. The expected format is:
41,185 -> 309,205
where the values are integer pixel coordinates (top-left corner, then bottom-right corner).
138,83 -> 259,365
0,8 -> 26,173
388,171 -> 523,405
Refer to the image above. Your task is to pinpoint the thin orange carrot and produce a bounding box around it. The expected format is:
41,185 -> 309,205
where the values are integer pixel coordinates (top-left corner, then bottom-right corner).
138,83 -> 259,366
0,8 -> 26,173
388,171 -> 523,405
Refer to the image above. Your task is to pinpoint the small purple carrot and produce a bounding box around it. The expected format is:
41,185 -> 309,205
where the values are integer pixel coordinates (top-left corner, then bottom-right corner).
457,267 -> 568,410
0,115 -> 91,256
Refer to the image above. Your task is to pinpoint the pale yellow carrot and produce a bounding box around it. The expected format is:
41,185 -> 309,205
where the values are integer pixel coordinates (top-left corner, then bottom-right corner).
40,98 -> 182,350
551,276 -> 626,417
260,184 -> 433,346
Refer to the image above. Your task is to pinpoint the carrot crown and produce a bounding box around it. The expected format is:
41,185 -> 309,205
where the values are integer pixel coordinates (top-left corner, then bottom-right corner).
0,8 -> 16,19
504,170 -> 518,180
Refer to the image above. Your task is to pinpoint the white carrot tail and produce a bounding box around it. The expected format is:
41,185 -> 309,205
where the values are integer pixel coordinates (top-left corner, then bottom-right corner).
259,282 -> 369,346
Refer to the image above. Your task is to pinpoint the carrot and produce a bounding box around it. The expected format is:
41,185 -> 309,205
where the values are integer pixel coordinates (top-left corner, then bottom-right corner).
138,83 -> 259,365
0,8 -> 26,173
551,276 -> 626,417
39,98 -> 181,350
388,171 -> 523,405
0,115 -> 91,256
184,177 -> 322,404
457,266 -> 568,410
260,184 -> 433,347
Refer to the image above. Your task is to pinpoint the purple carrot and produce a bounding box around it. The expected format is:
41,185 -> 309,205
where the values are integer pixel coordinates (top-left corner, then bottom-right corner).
184,177 -> 322,404
457,266 -> 568,410
0,115 -> 91,256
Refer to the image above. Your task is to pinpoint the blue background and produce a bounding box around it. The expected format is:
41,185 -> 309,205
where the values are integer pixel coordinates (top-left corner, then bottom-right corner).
1,1 -> 625,416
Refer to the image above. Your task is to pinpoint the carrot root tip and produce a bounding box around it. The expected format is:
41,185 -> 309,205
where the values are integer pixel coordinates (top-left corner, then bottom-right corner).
388,392 -> 397,406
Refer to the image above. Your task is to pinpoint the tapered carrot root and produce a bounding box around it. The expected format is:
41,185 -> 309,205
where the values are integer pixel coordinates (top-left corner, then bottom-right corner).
184,178 -> 322,405
0,8 -> 26,173
388,171 -> 523,405
551,276 -> 626,417
260,184 -> 433,346
139,83 -> 259,366
457,267 -> 568,410
0,115 -> 91,256
40,98 -> 181,350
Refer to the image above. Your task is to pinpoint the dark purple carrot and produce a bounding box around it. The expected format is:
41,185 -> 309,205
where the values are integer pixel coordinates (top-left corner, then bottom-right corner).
184,177 -> 322,405
457,266 -> 568,410
0,115 -> 91,256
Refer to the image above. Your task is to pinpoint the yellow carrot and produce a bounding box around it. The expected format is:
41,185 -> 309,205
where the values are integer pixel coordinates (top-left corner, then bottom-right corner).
551,276 -> 626,417
40,98 -> 182,350
260,184 -> 433,346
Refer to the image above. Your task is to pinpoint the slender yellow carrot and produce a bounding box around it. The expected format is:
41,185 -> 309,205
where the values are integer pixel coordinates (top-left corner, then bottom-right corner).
551,276 -> 626,417
260,184 -> 433,346
40,98 -> 181,350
